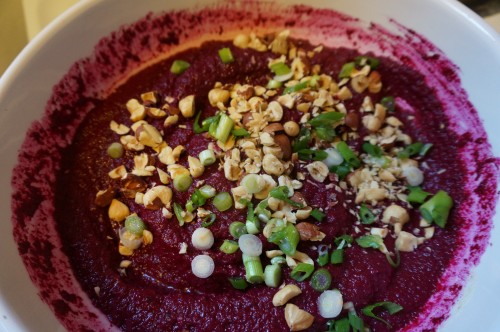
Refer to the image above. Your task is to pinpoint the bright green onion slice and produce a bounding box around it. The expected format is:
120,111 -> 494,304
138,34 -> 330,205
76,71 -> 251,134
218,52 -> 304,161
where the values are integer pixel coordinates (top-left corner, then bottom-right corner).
241,174 -> 265,194
218,47 -> 234,63
268,223 -> 300,256
311,208 -> 326,222
355,56 -> 380,69
359,204 -> 376,224
231,127 -> 250,137
125,214 -> 146,235
356,235 -> 383,249
199,149 -> 216,166
229,221 -> 247,239
264,264 -> 282,288
270,256 -> 286,265
213,192 -> 233,212
361,301 -> 403,328
338,62 -> 355,79
330,162 -> 351,180
398,142 -> 424,159
362,142 -> 383,158
407,186 -> 431,204
290,263 -> 314,282
107,142 -> 124,159
213,113 -> 234,143
336,141 -> 361,168
380,96 -> 395,112
316,244 -> 329,266
283,80 -> 309,94
201,213 -> 216,227
220,240 -> 239,254
330,249 -> 344,264
309,112 -> 345,127
173,203 -> 185,226
170,60 -> 190,74
270,62 -> 291,76
348,312 -> 365,332
198,185 -> 217,199
267,79 -> 283,89
419,190 -> 453,228
173,173 -> 193,192
310,268 -> 332,291
229,277 -> 248,290
385,249 -> 400,268
243,254 -> 264,284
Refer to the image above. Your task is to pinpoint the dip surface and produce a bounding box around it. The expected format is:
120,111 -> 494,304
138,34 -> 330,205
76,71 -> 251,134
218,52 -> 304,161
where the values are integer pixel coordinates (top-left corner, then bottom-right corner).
54,38 -> 467,331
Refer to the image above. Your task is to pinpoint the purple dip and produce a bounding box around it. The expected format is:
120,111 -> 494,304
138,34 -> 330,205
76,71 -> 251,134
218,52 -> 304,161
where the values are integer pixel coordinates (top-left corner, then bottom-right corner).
10,3 -> 499,332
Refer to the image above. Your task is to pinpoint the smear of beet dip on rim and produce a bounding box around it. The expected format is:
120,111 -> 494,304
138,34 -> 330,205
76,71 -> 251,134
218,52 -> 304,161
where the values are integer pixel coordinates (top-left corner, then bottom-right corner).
10,2 -> 499,332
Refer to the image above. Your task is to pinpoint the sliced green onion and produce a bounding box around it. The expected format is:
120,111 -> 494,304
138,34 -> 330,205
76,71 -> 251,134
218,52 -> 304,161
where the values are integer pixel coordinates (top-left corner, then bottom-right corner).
229,276 -> 248,290
310,268 -> 332,291
361,301 -> 403,328
348,312 -> 365,332
173,173 -> 193,192
199,149 -> 216,166
398,142 -> 424,159
214,113 -> 234,143
270,62 -> 291,76
270,256 -> 286,265
330,248 -> 344,264
173,202 -> 185,226
297,148 -> 328,161
267,79 -> 283,89
107,142 -> 124,159
419,190 -> 453,228
380,96 -> 395,112
269,186 -> 303,208
309,112 -> 345,127
355,56 -> 380,69
220,240 -> 239,254
317,244 -> 329,266
246,220 -> 260,235
419,143 -> 433,156
213,192 -> 233,212
170,60 -> 190,74
338,62 -> 355,79
334,234 -> 353,248
329,162 -> 351,180
318,289 -> 344,318
362,142 -> 383,158
125,214 -> 146,235
241,174 -> 265,194
311,208 -> 326,222
231,127 -> 250,137
309,74 -> 321,87
359,204 -> 376,224
193,111 -> 205,134
201,213 -> 216,227
283,80 -> 309,94
292,127 -> 312,152
264,264 -> 282,287
290,263 -> 314,282
336,141 -> 361,168
407,186 -> 431,204
185,199 -> 196,213
199,185 -> 217,199
229,221 -> 247,239
218,47 -> 234,63
268,223 -> 300,256
243,254 -> 264,284
333,318 -> 350,332
314,126 -> 337,142
385,249 -> 400,268
355,235 -> 383,249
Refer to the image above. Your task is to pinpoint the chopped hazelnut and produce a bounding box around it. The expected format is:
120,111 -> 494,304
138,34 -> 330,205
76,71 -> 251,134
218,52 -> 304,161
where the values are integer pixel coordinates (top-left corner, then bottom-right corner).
178,95 -> 196,118
208,88 -> 230,106
395,231 -> 419,252
108,199 -> 130,222
272,284 -> 302,306
188,156 -> 205,178
296,222 -> 325,241
283,121 -> 300,137
382,204 -> 410,225
95,187 -> 116,207
284,303 -> 314,331
143,185 -> 173,210
306,161 -> 329,182
262,154 -> 285,176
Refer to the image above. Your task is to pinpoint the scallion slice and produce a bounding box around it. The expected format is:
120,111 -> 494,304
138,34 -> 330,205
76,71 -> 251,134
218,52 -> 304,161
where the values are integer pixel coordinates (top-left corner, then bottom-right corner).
229,221 -> 247,239
311,208 -> 326,222
218,47 -> 234,63
231,127 -> 250,137
173,173 -> 193,192
198,185 -> 217,199
170,60 -> 190,74
213,113 -> 234,143
419,190 -> 453,228
407,186 -> 430,204
359,204 -> 376,224
229,276 -> 248,290
199,149 -> 216,166
220,240 -> 239,254
309,112 -> 345,127
270,62 -> 291,76
338,62 -> 355,79
362,142 -> 383,158
264,264 -> 282,288
125,214 -> 146,235
361,301 -> 403,328
201,213 -> 216,227
317,245 -> 329,266
329,161 -> 351,180
385,249 -> 400,268
268,223 -> 300,256
310,268 -> 332,291
336,141 -> 361,168
355,56 -> 380,69
398,142 -> 424,159
290,263 -> 314,282
330,248 -> 344,264
380,96 -> 395,112
355,235 -> 383,249
283,80 -> 309,94
270,256 -> 286,265
213,192 -> 233,212
243,254 -> 264,284
173,202 -> 185,226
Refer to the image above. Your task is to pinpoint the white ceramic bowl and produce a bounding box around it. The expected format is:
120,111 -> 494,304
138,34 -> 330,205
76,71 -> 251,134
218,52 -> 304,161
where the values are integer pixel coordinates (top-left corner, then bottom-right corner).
1,0 -> 499,331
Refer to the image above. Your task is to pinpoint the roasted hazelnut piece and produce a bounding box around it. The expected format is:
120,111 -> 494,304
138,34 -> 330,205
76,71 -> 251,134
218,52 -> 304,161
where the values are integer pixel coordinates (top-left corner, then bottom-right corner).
284,303 -> 314,331
95,187 -> 116,207
121,174 -> 148,198
108,199 -> 130,222
296,222 -> 326,241
272,284 -> 302,306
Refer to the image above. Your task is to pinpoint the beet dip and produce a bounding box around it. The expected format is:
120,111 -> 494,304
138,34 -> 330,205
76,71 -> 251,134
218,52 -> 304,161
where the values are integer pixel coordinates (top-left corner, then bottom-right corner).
10,3 -> 499,332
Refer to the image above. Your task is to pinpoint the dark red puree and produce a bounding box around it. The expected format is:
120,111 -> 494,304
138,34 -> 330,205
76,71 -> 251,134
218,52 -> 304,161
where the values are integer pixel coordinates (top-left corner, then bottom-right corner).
48,38 -> 467,331
11,4 -> 499,332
